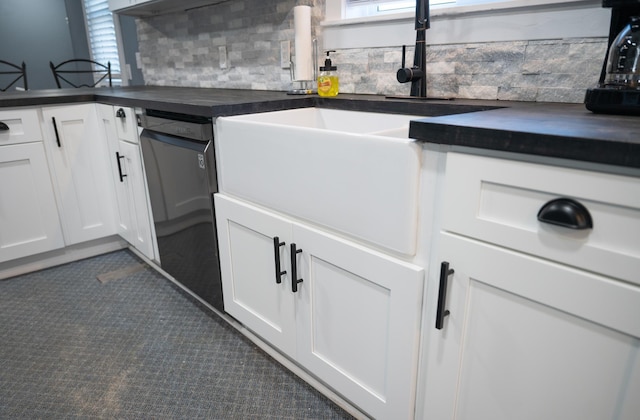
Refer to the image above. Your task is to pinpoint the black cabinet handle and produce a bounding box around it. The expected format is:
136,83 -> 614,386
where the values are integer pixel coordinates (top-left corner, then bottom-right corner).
273,236 -> 286,284
537,198 -> 593,230
436,261 -> 454,330
290,243 -> 303,293
0,121 -> 9,131
116,108 -> 126,119
51,117 -> 61,147
116,152 -> 126,182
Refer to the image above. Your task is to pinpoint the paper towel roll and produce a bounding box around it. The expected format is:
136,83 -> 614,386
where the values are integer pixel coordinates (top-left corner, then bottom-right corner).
293,5 -> 313,81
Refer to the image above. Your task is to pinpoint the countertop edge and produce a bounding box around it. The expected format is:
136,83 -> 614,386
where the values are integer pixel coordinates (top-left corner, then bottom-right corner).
409,121 -> 640,169
2,87 -> 639,170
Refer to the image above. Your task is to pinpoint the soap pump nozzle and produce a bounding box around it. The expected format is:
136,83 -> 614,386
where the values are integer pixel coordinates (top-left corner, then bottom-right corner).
321,50 -> 337,71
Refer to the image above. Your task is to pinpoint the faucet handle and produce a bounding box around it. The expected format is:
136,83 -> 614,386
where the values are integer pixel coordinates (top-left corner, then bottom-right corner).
397,67 -> 423,84
397,44 -> 423,84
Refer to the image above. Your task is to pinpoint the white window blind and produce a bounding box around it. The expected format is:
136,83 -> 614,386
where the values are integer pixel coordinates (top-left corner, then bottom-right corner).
83,0 -> 121,79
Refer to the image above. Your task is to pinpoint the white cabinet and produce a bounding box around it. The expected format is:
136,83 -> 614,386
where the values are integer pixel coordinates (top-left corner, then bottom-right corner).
97,104 -> 155,260
0,108 -> 43,146
419,153 -> 640,420
109,0 -> 229,16
216,194 -> 424,419
42,104 -> 117,246
0,108 -> 64,262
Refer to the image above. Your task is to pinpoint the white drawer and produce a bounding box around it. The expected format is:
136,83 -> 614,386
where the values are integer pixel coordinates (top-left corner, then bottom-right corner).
0,108 -> 42,145
442,153 -> 640,285
114,106 -> 139,144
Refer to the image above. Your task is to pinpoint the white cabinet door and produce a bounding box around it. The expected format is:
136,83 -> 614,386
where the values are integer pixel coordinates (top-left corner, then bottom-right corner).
119,140 -> 154,259
42,104 -> 116,245
98,104 -> 133,242
216,193 -> 424,419
215,194 -> 297,358
0,143 -> 64,262
422,232 -> 640,420
98,104 -> 155,260
293,222 -> 424,420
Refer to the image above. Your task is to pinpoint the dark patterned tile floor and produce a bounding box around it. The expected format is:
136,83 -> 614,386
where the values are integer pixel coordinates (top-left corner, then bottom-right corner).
0,250 -> 354,419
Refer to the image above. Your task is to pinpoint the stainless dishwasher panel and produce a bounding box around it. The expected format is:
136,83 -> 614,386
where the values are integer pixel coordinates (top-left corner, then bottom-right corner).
140,127 -> 223,311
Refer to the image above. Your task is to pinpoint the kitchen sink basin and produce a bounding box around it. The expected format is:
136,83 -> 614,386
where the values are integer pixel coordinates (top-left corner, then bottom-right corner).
226,107 -> 421,137
215,107 -> 423,255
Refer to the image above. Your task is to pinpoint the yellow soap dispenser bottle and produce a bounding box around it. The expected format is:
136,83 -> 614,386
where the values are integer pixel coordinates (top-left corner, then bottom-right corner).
317,50 -> 339,97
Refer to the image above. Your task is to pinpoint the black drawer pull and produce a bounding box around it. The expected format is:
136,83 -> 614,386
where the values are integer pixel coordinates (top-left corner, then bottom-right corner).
273,236 -> 286,284
290,243 -> 303,293
116,152 -> 127,182
52,117 -> 61,147
0,121 -> 9,131
537,198 -> 593,230
436,261 -> 454,330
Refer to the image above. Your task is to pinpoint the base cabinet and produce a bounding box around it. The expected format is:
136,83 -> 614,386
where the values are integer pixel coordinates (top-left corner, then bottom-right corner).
423,233 -> 640,420
419,152 -> 640,420
42,104 -> 116,246
215,194 -> 424,419
98,104 -> 155,260
0,143 -> 64,263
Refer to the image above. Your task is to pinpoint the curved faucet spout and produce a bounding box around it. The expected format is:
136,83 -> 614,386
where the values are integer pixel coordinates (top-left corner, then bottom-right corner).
397,0 -> 430,98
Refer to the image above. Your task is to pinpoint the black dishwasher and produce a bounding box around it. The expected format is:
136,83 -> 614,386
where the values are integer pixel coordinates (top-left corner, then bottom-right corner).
139,109 -> 223,311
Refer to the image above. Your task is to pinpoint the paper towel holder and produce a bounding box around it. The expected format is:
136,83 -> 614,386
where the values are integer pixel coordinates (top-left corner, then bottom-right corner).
288,38 -> 318,95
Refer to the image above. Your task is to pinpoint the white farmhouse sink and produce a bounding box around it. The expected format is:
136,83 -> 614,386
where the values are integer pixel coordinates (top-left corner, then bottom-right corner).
215,107 -> 423,255
230,107 -> 418,136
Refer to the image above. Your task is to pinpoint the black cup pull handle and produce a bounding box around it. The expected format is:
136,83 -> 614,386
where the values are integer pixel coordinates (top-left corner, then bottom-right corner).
0,121 -> 9,131
116,108 -> 126,119
273,236 -> 286,284
436,261 -> 454,330
290,243 -> 303,293
537,198 -> 593,230
52,117 -> 61,147
116,152 -> 127,182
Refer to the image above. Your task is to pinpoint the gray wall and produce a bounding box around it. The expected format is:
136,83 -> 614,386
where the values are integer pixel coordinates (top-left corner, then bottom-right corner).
119,14 -> 145,86
0,0 -> 91,90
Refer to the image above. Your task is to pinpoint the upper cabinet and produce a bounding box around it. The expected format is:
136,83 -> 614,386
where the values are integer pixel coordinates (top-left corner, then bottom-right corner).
108,0 -> 230,16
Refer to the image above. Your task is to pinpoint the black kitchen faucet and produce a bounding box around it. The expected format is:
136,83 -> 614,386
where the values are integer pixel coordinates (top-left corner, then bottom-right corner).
396,0 -> 430,98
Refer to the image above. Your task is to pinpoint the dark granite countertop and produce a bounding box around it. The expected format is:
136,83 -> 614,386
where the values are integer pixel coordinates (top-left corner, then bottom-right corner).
409,102 -> 640,169
1,86 -> 639,169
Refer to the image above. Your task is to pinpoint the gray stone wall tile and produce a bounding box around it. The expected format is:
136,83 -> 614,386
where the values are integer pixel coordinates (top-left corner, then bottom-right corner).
136,0 -> 605,103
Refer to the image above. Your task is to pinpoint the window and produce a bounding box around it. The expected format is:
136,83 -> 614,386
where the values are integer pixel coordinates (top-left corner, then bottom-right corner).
82,0 -> 121,84
324,0 -> 608,49
338,0 -> 598,21
345,0 -> 455,19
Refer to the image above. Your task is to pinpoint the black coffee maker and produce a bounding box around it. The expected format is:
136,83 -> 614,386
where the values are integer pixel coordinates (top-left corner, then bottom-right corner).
585,0 -> 640,115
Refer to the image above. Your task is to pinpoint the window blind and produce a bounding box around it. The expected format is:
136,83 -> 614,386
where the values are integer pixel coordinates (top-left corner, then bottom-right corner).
83,0 -> 121,76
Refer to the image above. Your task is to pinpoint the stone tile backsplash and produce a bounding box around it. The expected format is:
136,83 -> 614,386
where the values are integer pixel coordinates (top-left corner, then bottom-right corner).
136,0 -> 606,103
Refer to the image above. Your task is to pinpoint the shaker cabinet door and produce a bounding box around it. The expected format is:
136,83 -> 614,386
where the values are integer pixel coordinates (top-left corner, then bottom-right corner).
293,222 -> 424,420
42,104 -> 116,245
0,143 -> 64,263
119,140 -> 154,259
422,232 -> 640,420
215,194 -> 297,358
